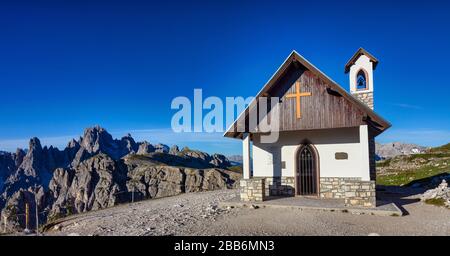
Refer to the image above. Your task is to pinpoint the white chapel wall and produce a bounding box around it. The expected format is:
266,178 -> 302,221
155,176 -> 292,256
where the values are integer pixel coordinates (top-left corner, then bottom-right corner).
252,127 -> 370,180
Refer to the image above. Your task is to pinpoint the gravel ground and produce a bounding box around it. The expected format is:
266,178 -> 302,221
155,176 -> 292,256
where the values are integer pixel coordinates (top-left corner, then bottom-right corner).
45,188 -> 450,236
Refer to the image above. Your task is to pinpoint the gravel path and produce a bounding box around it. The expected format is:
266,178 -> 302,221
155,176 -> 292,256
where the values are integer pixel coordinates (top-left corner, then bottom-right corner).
47,189 -> 450,236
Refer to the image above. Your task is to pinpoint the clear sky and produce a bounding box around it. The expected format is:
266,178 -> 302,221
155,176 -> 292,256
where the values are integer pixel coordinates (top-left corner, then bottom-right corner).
1,0 -> 449,155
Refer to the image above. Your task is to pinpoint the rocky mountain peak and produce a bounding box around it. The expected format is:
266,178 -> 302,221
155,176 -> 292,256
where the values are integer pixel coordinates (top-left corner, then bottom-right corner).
80,126 -> 115,154
0,152 -> 15,192
121,133 -> 136,145
169,145 -> 180,155
120,134 -> 138,155
137,141 -> 155,155
67,139 -> 79,149
20,137 -> 45,174
154,143 -> 170,153
13,148 -> 26,168
28,137 -> 43,153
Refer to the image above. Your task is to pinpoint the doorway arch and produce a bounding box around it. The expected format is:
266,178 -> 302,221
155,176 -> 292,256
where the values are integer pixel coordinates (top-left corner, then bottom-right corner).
295,143 -> 320,196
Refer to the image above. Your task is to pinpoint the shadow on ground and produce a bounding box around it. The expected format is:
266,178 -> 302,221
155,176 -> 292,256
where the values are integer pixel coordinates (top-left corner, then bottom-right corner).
376,173 -> 449,215
377,172 -> 449,215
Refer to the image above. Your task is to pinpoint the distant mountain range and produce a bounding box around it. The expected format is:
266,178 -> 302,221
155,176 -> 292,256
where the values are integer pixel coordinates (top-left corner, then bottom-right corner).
375,142 -> 428,160
227,155 -> 243,165
0,126 -> 239,232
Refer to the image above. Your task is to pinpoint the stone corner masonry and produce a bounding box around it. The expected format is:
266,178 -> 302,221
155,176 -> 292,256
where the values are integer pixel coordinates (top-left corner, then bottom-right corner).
239,178 -> 265,202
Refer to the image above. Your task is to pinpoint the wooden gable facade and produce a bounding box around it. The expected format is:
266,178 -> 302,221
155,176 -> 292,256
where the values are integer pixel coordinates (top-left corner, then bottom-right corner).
224,51 -> 391,139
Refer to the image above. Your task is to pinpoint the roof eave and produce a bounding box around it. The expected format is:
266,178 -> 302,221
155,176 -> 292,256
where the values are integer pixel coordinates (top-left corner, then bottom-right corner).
344,47 -> 379,74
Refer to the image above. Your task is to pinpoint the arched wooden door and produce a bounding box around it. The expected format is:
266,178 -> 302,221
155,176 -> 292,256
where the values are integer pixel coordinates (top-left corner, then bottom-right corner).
296,144 -> 319,196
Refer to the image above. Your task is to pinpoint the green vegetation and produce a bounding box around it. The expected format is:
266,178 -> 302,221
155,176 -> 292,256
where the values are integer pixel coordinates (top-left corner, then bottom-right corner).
377,166 -> 449,186
376,158 -> 391,168
376,143 -> 450,186
127,154 -> 152,161
429,143 -> 450,153
407,152 -> 450,160
424,198 -> 446,207
228,165 -> 243,173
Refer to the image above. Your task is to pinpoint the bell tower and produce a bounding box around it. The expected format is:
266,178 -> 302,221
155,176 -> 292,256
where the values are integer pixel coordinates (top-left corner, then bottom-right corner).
345,48 -> 379,110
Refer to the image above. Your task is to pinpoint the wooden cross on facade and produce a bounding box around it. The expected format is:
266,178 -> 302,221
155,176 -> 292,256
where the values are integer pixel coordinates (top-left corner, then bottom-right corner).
286,81 -> 312,119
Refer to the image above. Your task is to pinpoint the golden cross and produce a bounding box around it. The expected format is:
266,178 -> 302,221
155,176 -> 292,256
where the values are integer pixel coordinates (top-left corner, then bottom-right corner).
285,81 -> 312,119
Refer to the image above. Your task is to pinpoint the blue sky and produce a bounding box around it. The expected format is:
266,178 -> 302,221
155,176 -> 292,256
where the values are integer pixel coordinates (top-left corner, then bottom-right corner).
0,0 -> 449,155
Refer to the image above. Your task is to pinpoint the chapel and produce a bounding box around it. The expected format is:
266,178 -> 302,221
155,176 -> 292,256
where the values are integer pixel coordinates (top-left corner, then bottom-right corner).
224,48 -> 391,208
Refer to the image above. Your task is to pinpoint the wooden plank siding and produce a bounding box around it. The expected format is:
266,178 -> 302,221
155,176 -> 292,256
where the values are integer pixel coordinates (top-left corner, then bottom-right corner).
255,66 -> 366,132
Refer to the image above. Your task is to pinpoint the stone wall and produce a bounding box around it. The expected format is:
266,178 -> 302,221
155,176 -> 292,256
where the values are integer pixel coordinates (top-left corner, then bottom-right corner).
353,91 -> 373,110
320,177 -> 376,208
343,180 -> 376,208
320,177 -> 357,199
239,177 -> 376,207
264,177 -> 295,196
239,178 -> 265,202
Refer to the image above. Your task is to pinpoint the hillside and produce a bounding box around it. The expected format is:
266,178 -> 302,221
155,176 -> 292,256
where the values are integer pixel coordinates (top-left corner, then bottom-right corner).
377,143 -> 450,187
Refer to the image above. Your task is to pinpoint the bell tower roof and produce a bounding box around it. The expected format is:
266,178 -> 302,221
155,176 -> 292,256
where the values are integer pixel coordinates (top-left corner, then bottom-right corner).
345,47 -> 379,73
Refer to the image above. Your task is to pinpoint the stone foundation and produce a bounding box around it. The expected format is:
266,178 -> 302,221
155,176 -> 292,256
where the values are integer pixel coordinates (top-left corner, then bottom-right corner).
240,177 -> 376,207
264,177 -> 295,196
343,180 -> 376,208
239,178 -> 265,202
320,177 -> 365,198
320,177 -> 353,199
320,177 -> 376,207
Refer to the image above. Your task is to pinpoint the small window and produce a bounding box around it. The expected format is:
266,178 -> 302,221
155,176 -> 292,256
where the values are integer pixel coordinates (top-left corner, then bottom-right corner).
356,70 -> 367,90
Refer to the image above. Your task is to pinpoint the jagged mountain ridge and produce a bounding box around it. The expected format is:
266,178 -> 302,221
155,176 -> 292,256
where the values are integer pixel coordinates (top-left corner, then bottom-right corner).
0,126 -> 236,232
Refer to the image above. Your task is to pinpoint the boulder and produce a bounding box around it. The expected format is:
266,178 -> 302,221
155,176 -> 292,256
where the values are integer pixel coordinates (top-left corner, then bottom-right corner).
421,180 -> 450,207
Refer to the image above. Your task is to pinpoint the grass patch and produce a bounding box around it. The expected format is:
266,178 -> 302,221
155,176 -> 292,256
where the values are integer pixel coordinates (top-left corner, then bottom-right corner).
406,153 -> 450,161
376,158 -> 392,168
377,164 -> 449,186
429,143 -> 450,153
424,198 -> 446,207
126,154 -> 152,161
